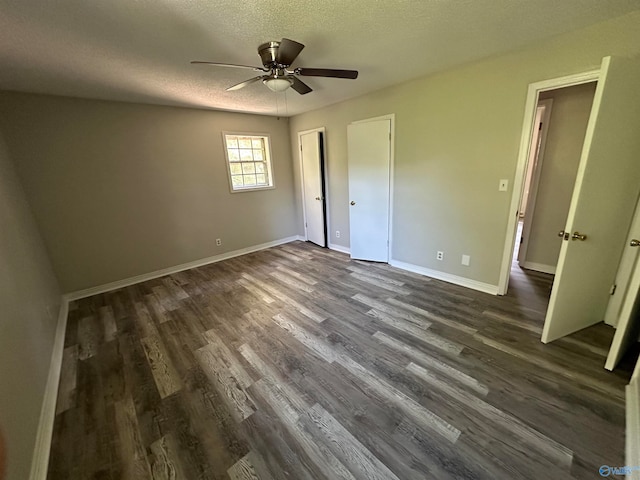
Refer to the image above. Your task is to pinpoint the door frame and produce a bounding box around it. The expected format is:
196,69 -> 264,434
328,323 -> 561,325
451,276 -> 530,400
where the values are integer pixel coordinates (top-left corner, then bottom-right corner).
298,127 -> 329,246
497,69 -> 601,295
349,113 -> 395,260
517,98 -> 553,268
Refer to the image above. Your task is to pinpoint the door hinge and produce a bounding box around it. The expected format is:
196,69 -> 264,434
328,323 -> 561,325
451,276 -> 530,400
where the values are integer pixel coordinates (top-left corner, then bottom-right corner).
610,284 -> 617,295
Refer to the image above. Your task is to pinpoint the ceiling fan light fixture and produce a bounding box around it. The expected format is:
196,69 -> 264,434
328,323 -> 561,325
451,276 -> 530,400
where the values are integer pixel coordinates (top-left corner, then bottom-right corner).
263,77 -> 293,92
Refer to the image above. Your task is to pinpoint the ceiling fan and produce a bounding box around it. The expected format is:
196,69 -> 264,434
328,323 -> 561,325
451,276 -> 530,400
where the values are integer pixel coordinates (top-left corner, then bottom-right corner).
191,38 -> 358,95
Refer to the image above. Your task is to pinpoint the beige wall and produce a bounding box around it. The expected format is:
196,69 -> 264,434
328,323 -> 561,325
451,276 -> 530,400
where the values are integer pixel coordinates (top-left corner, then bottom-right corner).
524,82 -> 597,269
0,133 -> 61,480
289,11 -> 640,287
0,93 -> 297,292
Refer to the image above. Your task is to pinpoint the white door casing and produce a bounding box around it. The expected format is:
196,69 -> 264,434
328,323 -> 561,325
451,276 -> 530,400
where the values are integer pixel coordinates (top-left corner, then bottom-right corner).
299,130 -> 326,247
347,118 -> 392,262
542,56 -> 640,343
518,99 -> 553,266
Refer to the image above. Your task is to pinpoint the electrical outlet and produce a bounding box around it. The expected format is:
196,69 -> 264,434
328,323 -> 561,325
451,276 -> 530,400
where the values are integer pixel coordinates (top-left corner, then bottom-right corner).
336,230 -> 341,238
436,251 -> 444,261
462,254 -> 470,266
216,238 -> 222,246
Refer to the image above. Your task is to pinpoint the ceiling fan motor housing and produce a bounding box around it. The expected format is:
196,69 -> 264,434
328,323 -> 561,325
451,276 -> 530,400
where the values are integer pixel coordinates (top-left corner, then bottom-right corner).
258,41 -> 282,68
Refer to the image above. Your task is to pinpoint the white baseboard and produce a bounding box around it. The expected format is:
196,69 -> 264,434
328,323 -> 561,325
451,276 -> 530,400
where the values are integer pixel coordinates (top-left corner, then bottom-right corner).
328,243 -> 350,255
520,261 -> 556,275
295,235 -> 306,241
29,299 -> 69,480
65,235 -> 300,301
389,259 -> 500,295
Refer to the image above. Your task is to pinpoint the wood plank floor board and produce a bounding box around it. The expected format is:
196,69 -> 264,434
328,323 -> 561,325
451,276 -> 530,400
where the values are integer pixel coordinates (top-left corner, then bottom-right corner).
48,241 -> 632,479
95,339 -> 127,406
140,332 -> 183,399
113,395 -> 153,479
406,361 -> 574,467
149,433 -> 190,480
295,362 -> 471,480
55,345 -> 79,414
195,345 -> 256,422
374,363 -> 569,479
117,332 -> 165,448
474,329 -> 626,402
249,379 -> 359,480
239,404 -> 318,480
77,314 -> 103,360
181,366 -> 252,476
228,451 -> 275,480
386,297 -> 479,335
301,403 -> 402,480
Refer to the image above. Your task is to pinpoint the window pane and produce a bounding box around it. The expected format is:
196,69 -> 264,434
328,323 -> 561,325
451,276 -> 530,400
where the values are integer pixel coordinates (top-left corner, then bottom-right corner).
240,149 -> 253,161
231,175 -> 244,187
225,134 -> 272,191
228,149 -> 240,162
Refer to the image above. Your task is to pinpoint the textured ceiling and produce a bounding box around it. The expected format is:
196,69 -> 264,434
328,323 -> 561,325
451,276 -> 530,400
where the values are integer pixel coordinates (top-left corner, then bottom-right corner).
1,0 -> 639,116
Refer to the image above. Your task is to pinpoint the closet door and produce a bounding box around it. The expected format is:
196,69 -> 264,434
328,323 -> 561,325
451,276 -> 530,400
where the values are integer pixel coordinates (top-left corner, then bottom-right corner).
347,118 -> 391,262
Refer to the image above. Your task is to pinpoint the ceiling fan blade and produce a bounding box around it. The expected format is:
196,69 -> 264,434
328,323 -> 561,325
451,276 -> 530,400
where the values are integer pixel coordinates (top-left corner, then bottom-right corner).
276,38 -> 305,66
191,61 -> 267,72
226,76 -> 265,91
296,68 -> 358,79
291,77 -> 312,95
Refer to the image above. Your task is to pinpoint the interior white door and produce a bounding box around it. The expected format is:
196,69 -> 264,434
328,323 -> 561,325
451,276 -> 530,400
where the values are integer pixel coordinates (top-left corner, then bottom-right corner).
542,56 -> 640,343
347,118 -> 391,261
605,245 -> 640,370
300,131 -> 326,247
604,195 -> 640,327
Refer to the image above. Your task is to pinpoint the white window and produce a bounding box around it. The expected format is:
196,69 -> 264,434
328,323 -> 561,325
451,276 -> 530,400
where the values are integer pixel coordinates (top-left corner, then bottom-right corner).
223,133 -> 274,192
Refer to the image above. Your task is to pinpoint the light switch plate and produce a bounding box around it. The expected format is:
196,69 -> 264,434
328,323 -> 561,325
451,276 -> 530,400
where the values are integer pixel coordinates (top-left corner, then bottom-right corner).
499,179 -> 509,191
462,255 -> 470,266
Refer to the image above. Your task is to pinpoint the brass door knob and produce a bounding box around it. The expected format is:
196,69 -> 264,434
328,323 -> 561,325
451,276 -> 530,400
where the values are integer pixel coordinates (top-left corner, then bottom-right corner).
350,201 -> 356,206
571,231 -> 587,241
558,230 -> 569,240
630,239 -> 640,247
315,196 -> 321,200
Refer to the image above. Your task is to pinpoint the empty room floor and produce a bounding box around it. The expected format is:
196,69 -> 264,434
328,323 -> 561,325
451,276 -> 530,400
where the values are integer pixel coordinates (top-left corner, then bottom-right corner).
48,241 -> 635,479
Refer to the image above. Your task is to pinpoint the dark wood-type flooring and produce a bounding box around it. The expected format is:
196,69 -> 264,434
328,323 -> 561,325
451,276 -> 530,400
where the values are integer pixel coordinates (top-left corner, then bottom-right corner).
48,241 -> 638,479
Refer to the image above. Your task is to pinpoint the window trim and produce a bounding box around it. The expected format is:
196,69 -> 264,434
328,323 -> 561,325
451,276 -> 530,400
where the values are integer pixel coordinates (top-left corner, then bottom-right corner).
222,131 -> 276,193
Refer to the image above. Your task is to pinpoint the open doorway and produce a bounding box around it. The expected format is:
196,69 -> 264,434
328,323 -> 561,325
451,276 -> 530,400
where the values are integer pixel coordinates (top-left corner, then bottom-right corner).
299,128 -> 329,248
506,82 -> 598,307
